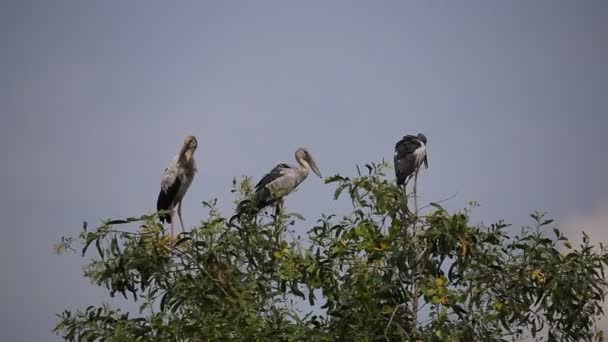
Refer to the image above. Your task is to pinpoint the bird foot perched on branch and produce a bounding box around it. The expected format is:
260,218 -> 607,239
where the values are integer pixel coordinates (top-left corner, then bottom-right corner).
274,199 -> 285,244
230,199 -> 258,224
401,186 -> 417,218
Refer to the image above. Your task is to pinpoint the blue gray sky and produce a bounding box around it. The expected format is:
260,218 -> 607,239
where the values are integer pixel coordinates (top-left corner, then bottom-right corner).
1,1 -> 607,340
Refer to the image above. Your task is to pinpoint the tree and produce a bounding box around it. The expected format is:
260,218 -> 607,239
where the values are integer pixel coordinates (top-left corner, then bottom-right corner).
55,162 -> 608,341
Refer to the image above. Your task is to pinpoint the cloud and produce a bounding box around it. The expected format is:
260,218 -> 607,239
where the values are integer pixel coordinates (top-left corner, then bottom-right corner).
562,200 -> 608,246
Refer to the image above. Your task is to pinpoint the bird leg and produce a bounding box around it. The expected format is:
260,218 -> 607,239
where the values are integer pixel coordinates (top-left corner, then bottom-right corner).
413,170 -> 419,217
411,169 -> 421,321
402,184 -> 411,217
275,199 -> 284,244
276,198 -> 283,216
170,208 -> 175,237
177,201 -> 185,234
402,177 -> 414,218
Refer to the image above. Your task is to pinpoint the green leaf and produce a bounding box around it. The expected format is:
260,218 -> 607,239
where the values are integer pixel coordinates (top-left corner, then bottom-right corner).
324,175 -> 345,184
541,219 -> 554,226
308,292 -> 315,306
174,237 -> 191,247
54,168 -> 608,341
288,212 -> 306,221
95,239 -> 104,259
107,219 -> 129,225
430,202 -> 446,211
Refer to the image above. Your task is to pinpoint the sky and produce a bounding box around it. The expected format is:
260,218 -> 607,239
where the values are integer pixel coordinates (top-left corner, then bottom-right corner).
1,1 -> 607,340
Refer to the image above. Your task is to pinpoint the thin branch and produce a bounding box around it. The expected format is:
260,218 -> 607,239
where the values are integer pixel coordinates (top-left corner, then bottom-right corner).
411,170 -> 420,322
384,303 -> 409,341
413,171 -> 419,218
169,246 -> 230,297
418,193 -> 459,212
275,199 -> 285,244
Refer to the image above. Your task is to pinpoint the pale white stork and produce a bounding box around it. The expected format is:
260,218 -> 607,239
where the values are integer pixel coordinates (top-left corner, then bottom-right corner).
394,133 -> 428,215
156,135 -> 198,236
235,147 -> 322,219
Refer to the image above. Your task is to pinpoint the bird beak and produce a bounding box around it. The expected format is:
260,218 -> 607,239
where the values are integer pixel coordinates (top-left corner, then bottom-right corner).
308,157 -> 322,178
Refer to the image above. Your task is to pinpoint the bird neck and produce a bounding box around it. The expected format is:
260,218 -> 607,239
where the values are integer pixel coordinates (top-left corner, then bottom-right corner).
179,147 -> 195,163
296,157 -> 311,177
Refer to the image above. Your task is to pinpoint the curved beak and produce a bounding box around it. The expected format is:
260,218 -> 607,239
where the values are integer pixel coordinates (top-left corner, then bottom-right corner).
308,156 -> 322,178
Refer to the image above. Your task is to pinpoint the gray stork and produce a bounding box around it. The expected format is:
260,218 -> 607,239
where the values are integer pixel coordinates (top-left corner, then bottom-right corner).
156,135 -> 198,236
394,133 -> 428,214
236,147 -> 322,219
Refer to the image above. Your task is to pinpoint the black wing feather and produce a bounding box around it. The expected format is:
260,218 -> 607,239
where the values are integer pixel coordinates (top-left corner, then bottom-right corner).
156,176 -> 181,223
394,135 -> 421,153
254,163 -> 291,209
394,136 -> 423,186
255,163 -> 290,190
233,163 -> 290,220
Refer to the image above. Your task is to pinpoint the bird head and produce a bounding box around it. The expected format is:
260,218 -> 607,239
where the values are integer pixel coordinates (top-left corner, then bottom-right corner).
417,133 -> 427,144
296,147 -> 322,178
184,135 -> 198,150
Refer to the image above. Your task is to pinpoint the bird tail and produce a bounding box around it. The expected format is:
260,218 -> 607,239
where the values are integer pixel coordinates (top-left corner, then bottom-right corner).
229,199 -> 258,223
158,212 -> 171,224
229,188 -> 277,224
156,190 -> 172,223
396,174 -> 405,186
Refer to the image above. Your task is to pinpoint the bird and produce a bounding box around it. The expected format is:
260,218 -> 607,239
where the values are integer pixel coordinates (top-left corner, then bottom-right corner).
234,147 -> 322,220
394,133 -> 428,186
394,133 -> 428,214
156,135 -> 198,236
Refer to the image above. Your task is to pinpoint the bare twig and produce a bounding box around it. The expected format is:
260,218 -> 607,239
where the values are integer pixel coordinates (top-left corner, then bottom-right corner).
415,244 -> 428,263
401,184 -> 411,217
384,303 -> 408,341
413,170 -> 419,218
275,199 -> 285,244
418,193 -> 458,212
411,170 -> 420,322
169,245 -> 230,297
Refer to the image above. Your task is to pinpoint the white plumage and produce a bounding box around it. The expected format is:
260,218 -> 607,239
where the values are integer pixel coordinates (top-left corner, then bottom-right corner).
157,135 -> 198,236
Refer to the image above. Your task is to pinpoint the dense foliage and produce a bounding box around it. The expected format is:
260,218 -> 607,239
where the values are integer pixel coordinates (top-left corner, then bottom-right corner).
55,162 -> 607,341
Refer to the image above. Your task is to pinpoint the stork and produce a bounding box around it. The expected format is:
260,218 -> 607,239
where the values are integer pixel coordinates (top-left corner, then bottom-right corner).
235,147 -> 322,220
156,135 -> 198,236
394,133 -> 428,215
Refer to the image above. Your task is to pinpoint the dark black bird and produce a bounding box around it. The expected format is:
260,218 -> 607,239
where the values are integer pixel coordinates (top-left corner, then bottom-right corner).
394,133 -> 428,186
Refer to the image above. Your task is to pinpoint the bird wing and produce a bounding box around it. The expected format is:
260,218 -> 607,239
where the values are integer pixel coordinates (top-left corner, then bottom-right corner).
394,135 -> 421,154
255,163 -> 291,190
394,154 -> 417,185
251,163 -> 294,209
156,160 -> 182,222
160,159 -> 180,192
394,136 -> 423,185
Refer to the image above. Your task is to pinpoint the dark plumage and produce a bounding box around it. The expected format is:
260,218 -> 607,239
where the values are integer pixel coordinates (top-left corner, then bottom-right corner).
157,177 -> 181,223
394,133 -> 428,186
